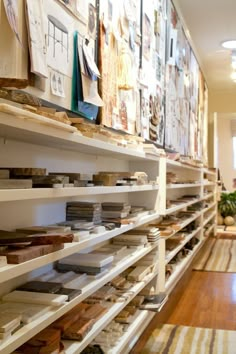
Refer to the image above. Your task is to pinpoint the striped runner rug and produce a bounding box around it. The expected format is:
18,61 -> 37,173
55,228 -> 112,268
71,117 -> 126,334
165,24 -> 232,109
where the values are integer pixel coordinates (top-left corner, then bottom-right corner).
193,238 -> 236,272
140,324 -> 236,354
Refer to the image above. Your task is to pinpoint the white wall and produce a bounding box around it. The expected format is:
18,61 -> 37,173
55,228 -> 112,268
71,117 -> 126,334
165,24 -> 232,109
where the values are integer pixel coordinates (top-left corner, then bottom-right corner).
217,114 -> 236,192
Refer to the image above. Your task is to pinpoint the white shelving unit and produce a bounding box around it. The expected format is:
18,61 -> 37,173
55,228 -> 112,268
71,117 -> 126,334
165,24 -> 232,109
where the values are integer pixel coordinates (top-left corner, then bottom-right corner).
109,310 -> 156,354
166,183 -> 202,189
164,198 -> 202,215
63,270 -> 158,354
0,212 -> 160,283
203,169 -> 217,237
165,238 -> 203,294
157,161 -> 217,297
165,227 -> 202,265
0,115 -> 217,353
0,184 -> 159,202
0,244 -> 158,354
0,110 -> 149,161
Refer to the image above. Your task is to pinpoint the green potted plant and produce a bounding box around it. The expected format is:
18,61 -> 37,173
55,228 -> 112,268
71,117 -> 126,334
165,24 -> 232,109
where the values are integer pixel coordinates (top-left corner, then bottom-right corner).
218,192 -> 236,225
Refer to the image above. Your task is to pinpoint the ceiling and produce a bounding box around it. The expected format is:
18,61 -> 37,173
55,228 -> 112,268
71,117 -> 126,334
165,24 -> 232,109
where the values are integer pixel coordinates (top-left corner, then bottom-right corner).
173,0 -> 236,91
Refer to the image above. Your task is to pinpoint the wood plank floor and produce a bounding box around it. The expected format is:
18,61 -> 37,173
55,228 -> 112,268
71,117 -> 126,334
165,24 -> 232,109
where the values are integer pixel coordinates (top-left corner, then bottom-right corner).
167,271 -> 236,330
130,270 -> 236,353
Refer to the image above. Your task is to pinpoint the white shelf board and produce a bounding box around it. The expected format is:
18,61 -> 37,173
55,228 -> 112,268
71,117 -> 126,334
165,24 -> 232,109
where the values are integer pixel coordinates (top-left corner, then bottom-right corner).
202,202 -> 216,214
202,192 -> 214,200
107,310 -> 156,354
203,169 -> 217,176
0,243 -> 158,354
63,271 -> 158,353
203,182 -> 216,187
0,184 -> 159,202
164,198 -> 202,215
203,211 -> 216,227
0,212 -> 160,283
165,239 -> 205,294
166,159 -> 201,172
0,112 -> 151,161
142,154 -> 160,162
161,211 -> 201,241
166,183 -> 202,189
165,227 -> 202,265
204,223 -> 215,237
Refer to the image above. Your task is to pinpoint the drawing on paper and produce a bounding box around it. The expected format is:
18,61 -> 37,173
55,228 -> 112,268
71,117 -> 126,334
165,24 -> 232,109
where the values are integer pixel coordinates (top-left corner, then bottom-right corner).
47,15 -> 69,62
3,0 -> 22,45
45,0 -> 73,76
25,0 -> 48,78
88,3 -> 96,39
143,13 -> 151,61
50,70 -> 65,97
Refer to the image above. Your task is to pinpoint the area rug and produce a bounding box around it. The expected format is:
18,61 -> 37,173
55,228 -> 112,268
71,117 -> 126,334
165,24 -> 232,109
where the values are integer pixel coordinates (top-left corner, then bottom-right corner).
140,324 -> 236,354
193,238 -> 236,272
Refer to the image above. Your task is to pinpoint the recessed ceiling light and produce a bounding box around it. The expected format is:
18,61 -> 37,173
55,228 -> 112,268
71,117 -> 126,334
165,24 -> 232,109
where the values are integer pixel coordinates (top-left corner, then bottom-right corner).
222,40 -> 236,49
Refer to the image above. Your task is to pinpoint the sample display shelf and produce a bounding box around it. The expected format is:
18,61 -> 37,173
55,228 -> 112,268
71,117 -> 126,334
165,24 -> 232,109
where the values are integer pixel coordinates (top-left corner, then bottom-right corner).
165,226 -> 202,265
0,115 -> 217,353
0,212 -> 160,283
157,158 -> 217,298
203,169 -> 217,236
63,269 -> 159,354
165,236 -> 203,294
0,115 -> 161,354
104,310 -> 156,354
0,244 -> 158,354
0,185 -> 159,203
0,109 -> 149,161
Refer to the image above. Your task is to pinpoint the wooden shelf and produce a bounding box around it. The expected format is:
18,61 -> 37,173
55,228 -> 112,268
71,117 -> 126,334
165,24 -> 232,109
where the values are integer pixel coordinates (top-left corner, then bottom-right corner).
0,212 -> 160,283
0,185 -> 159,202
0,243 -> 158,354
63,271 -> 158,353
165,227 -> 202,265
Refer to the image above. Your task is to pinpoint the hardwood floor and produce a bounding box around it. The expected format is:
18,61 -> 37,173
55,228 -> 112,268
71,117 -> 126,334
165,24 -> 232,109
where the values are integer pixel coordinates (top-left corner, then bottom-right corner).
130,270 -> 236,353
167,271 -> 236,330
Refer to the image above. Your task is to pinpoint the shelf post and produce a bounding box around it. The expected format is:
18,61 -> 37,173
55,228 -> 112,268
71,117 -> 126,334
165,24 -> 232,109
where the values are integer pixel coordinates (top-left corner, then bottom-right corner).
157,237 -> 166,293
156,156 -> 166,214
